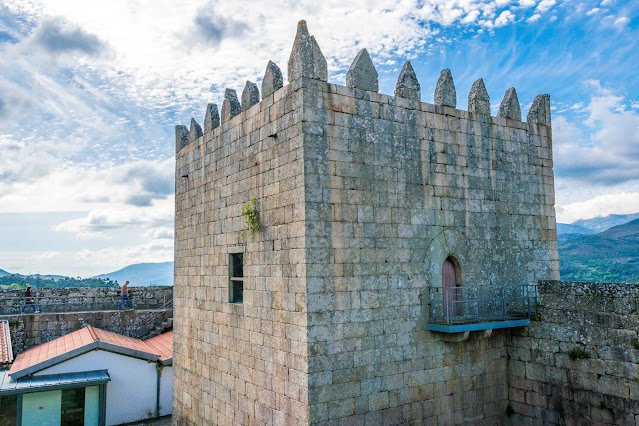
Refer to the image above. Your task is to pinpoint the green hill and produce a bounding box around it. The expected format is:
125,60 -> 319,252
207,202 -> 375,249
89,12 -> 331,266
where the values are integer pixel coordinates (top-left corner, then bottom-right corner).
559,218 -> 639,283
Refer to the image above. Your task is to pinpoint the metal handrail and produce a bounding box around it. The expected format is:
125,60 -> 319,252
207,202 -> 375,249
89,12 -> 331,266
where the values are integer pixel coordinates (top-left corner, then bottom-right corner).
429,284 -> 537,325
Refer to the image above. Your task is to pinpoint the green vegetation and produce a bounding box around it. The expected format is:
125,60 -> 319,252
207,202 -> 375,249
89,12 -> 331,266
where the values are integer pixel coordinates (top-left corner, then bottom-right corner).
567,348 -> 591,360
633,341 -> 639,350
598,401 -> 608,410
0,275 -> 118,290
559,219 -> 639,283
240,198 -> 262,237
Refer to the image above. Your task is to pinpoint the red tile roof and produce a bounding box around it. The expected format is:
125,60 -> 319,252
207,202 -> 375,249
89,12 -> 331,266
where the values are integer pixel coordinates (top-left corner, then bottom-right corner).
145,330 -> 173,362
1,320 -> 13,364
9,325 -> 172,377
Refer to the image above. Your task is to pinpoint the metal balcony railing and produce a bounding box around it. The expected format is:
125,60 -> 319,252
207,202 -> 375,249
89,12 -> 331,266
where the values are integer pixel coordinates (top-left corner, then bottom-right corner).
428,284 -> 537,333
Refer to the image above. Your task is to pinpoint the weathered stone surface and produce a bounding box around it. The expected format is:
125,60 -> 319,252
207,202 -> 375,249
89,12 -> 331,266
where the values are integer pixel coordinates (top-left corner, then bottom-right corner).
175,124 -> 188,152
241,81 -> 260,111
221,88 -> 241,123
174,21 -> 562,426
204,103 -> 220,133
434,69 -> 456,108
287,20 -> 327,82
509,281 -> 639,424
468,78 -> 491,116
261,60 -> 283,99
394,61 -> 420,101
1,286 -> 174,354
497,87 -> 521,121
188,118 -> 202,143
527,94 -> 551,126
346,48 -> 378,92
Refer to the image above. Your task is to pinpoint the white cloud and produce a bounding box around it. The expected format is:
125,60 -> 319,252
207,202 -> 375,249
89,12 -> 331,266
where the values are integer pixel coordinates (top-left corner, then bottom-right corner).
0,238 -> 173,277
535,0 -> 556,13
586,8 -> 600,16
614,16 -> 630,26
518,0 -> 537,8
527,13 -> 541,22
495,10 -> 516,26
557,192 -> 639,223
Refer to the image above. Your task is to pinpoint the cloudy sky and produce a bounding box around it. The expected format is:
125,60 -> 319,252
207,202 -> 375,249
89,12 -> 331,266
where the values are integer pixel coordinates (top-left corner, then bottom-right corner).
0,0 -> 637,277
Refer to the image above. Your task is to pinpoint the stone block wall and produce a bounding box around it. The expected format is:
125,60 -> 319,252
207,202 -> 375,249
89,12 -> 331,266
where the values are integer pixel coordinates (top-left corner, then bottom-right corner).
174,79 -> 310,424
0,286 -> 173,314
508,281 -> 639,425
5,309 -> 172,355
301,76 -> 558,423
173,20 -> 559,425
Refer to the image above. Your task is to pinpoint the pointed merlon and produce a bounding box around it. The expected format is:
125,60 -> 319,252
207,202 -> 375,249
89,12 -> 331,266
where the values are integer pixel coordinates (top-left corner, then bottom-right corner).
497,87 -> 521,121
188,118 -> 203,143
527,94 -> 551,126
204,103 -> 220,133
287,20 -> 328,82
434,69 -> 456,108
175,125 -> 188,152
468,78 -> 490,116
221,88 -> 241,123
394,61 -> 421,101
261,61 -> 283,99
241,81 -> 260,112
346,48 -> 378,92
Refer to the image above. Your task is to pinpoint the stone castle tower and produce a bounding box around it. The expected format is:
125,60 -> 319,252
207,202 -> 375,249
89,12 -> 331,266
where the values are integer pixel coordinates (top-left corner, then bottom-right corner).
173,20 -> 558,425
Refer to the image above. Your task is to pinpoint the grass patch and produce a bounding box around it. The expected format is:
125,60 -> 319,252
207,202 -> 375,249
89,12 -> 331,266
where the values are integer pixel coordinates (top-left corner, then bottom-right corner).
567,348 -> 591,360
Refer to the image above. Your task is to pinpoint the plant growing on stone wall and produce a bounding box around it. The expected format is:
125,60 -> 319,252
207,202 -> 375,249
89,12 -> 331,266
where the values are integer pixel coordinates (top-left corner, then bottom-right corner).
567,348 -> 591,360
240,198 -> 262,237
633,341 -> 639,350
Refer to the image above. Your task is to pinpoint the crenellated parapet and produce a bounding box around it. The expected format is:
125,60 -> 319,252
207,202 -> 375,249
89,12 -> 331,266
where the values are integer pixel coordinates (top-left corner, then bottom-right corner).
175,19 -> 551,152
174,19 -> 558,426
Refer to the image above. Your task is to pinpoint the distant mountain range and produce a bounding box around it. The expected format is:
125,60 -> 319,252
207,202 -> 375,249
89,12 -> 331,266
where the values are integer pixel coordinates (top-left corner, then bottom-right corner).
557,213 -> 639,243
92,262 -> 173,286
559,218 -> 639,284
1,262 -> 173,286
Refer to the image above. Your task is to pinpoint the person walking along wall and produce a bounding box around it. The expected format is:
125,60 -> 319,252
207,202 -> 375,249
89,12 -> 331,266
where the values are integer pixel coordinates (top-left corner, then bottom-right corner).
118,280 -> 133,310
21,286 -> 39,313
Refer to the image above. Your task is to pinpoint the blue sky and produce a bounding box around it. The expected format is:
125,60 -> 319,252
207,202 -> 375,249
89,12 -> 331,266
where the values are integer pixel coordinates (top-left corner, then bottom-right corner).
0,0 -> 637,277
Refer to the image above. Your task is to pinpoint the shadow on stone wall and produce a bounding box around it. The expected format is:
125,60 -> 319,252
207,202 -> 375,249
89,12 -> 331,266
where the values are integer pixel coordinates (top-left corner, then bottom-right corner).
507,281 -> 639,425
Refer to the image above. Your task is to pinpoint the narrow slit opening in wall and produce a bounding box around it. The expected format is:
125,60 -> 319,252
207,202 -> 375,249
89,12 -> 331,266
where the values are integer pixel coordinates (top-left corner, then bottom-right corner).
230,253 -> 244,304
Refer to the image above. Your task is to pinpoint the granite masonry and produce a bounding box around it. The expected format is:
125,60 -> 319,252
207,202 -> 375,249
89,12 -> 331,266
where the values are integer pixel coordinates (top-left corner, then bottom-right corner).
173,20 -> 560,424
508,281 -> 639,425
0,286 -> 174,355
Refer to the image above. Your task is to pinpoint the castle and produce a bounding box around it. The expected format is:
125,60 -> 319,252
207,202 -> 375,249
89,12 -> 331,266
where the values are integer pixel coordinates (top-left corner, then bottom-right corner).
173,21 -> 638,425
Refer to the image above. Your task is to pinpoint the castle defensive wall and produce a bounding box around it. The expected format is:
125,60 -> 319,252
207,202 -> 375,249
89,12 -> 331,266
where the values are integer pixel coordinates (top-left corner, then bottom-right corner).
0,286 -> 173,355
173,20 -> 638,425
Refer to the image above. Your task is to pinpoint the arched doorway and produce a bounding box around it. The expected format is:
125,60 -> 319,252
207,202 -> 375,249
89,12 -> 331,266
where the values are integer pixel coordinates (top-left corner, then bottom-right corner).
442,257 -> 459,319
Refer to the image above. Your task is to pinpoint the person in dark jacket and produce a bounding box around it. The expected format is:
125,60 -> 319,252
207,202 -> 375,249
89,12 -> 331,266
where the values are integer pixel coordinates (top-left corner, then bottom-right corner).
21,286 -> 39,313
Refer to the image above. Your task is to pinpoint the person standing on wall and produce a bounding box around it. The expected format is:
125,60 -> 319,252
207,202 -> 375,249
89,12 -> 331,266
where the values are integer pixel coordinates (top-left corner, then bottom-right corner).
20,285 -> 39,314
118,280 -> 133,310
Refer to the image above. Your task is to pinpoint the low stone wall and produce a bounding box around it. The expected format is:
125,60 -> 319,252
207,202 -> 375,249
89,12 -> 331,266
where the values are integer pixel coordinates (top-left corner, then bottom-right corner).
4,309 -> 173,355
508,281 -> 639,424
0,286 -> 172,314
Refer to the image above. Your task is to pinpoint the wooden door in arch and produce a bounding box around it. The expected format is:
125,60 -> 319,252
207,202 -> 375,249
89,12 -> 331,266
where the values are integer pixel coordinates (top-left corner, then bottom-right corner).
442,258 -> 458,319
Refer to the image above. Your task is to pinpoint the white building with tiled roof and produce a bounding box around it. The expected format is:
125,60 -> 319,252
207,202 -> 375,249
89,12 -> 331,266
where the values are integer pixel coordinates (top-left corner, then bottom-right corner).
0,325 -> 172,426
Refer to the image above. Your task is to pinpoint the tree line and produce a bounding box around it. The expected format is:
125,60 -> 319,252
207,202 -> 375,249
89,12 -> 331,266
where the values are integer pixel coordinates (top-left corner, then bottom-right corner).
0,275 -> 119,290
